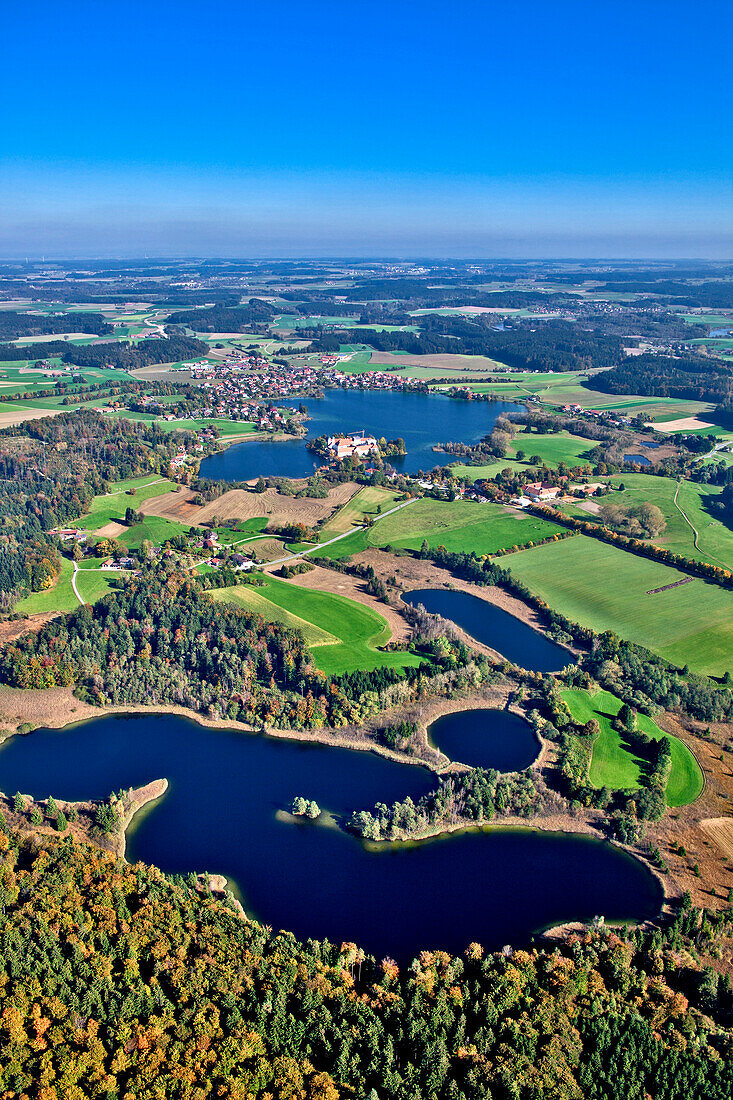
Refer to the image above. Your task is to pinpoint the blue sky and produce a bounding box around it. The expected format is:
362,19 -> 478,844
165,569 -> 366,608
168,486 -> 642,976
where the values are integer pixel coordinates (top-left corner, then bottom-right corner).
1,0 -> 731,257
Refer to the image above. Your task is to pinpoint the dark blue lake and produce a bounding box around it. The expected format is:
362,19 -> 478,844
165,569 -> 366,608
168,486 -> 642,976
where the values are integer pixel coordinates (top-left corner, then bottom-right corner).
0,714 -> 661,961
624,454 -> 652,465
200,389 -> 523,481
429,708 -> 540,771
403,588 -> 571,672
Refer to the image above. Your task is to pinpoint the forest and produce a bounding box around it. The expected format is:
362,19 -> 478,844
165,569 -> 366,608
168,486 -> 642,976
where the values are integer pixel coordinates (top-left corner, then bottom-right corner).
0,411 -> 182,609
60,334 -> 208,370
166,299 -> 276,330
0,827 -> 731,1098
309,319 -> 624,373
0,311 -> 112,339
0,571 -> 325,721
0,564 -> 481,728
590,353 -> 733,406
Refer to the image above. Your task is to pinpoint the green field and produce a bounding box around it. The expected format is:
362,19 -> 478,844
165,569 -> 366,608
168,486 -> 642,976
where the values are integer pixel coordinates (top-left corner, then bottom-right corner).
72,475 -> 190,549
680,314 -> 733,327
427,373 -> 712,418
450,459 -> 530,480
689,338 -> 733,349
14,557 -> 79,615
314,498 -> 565,560
272,314 -> 357,329
510,430 -> 595,465
562,688 -> 703,806
211,575 -> 421,675
14,559 -> 123,615
369,498 -> 565,552
0,365 -> 135,400
451,430 -> 595,479
210,584 -> 337,646
75,476 -> 180,531
73,565 -> 123,604
320,486 -> 403,535
100,411 -> 259,437
601,473 -> 733,571
211,518 -> 269,544
505,536 -> 733,675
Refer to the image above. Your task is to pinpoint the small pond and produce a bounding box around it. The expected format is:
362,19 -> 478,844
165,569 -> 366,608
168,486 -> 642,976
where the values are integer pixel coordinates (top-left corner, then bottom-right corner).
0,714 -> 662,961
624,454 -> 652,465
428,708 -> 540,771
403,588 -> 571,672
200,389 -> 524,481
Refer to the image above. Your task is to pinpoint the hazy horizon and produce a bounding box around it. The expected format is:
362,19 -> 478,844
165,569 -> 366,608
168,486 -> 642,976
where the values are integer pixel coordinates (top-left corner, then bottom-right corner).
3,0 -> 731,259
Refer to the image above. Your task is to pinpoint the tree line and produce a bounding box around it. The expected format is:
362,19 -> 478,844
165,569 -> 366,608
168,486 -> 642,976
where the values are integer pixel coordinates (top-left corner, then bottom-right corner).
0,824 -> 731,1097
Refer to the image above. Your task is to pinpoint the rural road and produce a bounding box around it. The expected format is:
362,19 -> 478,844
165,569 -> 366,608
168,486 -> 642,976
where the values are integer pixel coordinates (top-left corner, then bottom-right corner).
71,560 -> 84,605
187,495 -> 419,572
266,496 -> 419,566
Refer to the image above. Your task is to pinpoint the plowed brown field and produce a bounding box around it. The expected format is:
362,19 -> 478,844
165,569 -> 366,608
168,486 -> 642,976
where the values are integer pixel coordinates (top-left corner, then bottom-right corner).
140,482 -> 359,528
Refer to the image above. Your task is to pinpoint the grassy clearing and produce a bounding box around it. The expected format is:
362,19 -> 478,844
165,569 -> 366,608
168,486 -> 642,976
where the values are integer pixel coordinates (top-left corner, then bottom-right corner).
14,559 -> 123,615
679,314 -> 733,327
211,519 -> 270,544
75,476 -> 179,533
211,575 -> 421,675
118,516 -> 189,550
562,688 -> 703,806
210,585 -> 338,646
320,486 -> 402,535
602,473 -> 733,571
313,499 -> 565,560
369,498 -> 564,553
73,567 -> 122,604
450,459 -> 529,480
14,557 -> 78,615
450,430 -> 595,479
72,475 -> 190,549
505,536 -> 733,676
427,372 -> 712,418
100,411 -> 258,436
509,430 -> 595,465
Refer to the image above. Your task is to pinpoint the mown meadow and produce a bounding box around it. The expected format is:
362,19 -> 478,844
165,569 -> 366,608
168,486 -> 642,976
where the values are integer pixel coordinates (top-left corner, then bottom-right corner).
562,687 -> 703,806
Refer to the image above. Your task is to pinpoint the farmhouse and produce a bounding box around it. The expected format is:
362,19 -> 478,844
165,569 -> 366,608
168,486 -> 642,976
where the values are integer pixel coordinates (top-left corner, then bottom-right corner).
51,527 -> 87,543
524,482 -> 562,503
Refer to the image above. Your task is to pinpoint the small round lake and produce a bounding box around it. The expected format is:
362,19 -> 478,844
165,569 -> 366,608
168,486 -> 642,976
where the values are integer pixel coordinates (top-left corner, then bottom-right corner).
624,453 -> 652,465
0,715 -> 661,961
200,389 -> 524,481
429,708 -> 540,771
403,588 -> 571,672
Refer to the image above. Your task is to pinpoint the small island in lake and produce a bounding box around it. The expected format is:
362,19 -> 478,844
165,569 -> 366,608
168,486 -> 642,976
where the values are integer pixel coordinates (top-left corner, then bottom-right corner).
307,430 -> 407,464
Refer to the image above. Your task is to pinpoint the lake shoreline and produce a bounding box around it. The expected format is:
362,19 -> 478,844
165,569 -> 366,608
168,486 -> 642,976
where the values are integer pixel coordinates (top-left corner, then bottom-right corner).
0,700 -> 671,956
0,680 -> 534,775
360,812 -> 675,919
199,389 -> 525,482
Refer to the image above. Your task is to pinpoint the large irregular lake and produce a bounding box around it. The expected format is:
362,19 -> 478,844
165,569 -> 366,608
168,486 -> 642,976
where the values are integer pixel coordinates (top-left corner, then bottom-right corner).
200,389 -> 523,480
428,708 -> 540,771
403,588 -> 571,672
0,714 -> 662,961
